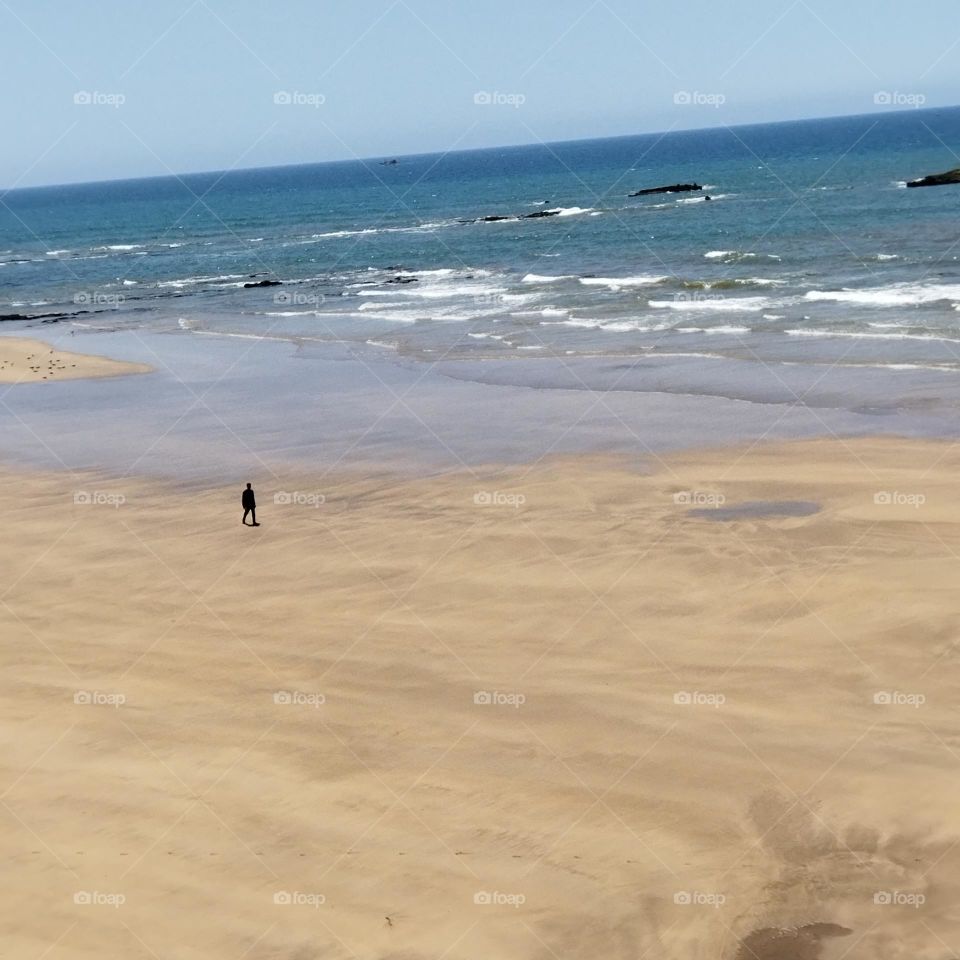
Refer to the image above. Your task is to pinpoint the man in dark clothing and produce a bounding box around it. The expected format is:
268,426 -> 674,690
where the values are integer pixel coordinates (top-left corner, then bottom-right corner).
242,483 -> 259,526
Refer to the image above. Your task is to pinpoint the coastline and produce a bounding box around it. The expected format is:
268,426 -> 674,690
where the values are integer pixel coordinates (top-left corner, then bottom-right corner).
4,438 -> 960,958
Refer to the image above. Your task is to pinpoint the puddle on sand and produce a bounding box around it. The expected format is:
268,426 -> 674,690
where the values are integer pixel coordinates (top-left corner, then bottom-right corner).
690,500 -> 821,521
735,923 -> 853,960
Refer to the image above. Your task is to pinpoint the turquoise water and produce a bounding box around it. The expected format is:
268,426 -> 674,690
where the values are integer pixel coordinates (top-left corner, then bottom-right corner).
4,106 -> 960,386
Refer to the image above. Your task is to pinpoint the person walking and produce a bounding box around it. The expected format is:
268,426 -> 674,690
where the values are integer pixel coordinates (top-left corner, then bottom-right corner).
242,483 -> 259,526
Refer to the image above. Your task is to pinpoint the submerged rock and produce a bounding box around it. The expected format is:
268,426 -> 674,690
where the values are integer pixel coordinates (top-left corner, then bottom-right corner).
386,275 -> 419,284
521,209 -> 561,219
243,279 -> 282,288
629,183 -> 703,197
907,167 -> 960,188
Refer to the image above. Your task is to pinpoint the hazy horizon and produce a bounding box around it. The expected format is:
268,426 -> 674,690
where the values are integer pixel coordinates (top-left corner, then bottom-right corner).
5,103 -> 959,193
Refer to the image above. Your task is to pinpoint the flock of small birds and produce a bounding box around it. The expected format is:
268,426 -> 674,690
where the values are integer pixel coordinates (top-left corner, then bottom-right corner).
0,348 -> 78,380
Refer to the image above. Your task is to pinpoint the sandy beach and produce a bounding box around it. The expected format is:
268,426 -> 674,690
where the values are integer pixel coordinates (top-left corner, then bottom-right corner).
3,437 -> 960,959
0,336 -> 150,383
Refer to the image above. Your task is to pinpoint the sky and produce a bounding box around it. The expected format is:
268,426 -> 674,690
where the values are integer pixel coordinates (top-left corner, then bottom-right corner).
1,0 -> 958,188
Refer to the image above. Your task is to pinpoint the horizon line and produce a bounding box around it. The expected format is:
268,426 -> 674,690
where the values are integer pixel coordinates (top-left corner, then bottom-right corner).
4,102 -> 958,195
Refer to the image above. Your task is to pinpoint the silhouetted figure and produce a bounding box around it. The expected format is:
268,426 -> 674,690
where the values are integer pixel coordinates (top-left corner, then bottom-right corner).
242,483 -> 259,526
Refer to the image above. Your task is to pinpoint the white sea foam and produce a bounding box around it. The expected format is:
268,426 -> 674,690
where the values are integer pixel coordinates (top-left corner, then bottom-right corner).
675,325 -> 751,335
45,249 -> 71,256
541,318 -> 673,333
650,297 -> 771,312
546,206 -> 595,217
157,274 -> 247,288
704,250 -> 781,262
579,275 -> 669,290
95,244 -> 144,251
785,328 -> 960,343
522,274 -> 574,283
805,283 -> 960,307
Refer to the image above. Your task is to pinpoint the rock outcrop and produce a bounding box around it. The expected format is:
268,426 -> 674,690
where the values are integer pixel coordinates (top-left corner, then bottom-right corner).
629,183 -> 702,197
907,168 -> 960,188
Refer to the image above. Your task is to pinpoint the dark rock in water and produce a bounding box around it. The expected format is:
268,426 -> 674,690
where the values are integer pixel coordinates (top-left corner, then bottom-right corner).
386,275 -> 419,284
243,279 -> 282,288
522,209 -> 561,219
630,183 -> 703,197
907,167 -> 960,188
479,215 -> 513,222
380,158 -> 399,165
0,310 -> 89,323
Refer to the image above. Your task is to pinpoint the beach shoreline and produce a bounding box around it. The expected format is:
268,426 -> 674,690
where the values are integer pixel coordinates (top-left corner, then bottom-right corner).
3,437 -> 960,958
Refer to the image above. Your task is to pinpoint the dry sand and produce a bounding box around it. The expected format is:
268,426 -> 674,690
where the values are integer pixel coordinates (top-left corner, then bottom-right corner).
0,336 -> 150,382
2,438 -> 960,959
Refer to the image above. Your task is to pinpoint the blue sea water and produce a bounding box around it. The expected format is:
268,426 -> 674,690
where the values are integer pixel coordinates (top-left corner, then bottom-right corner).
4,106 -> 960,393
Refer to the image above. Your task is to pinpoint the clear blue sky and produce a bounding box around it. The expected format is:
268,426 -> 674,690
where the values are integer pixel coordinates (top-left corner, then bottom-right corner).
2,0 -> 957,188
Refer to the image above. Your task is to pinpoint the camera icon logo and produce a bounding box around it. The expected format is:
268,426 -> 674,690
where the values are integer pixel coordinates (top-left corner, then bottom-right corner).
74,891 -> 92,904
273,91 -> 292,105
674,891 -> 692,905
74,691 -> 91,705
874,92 -> 893,106
274,491 -> 292,505
74,491 -> 91,505
273,691 -> 292,705
673,691 -> 692,705
674,91 -> 692,105
874,891 -> 892,905
473,491 -> 492,506
73,91 -> 92,105
273,891 -> 292,905
473,91 -> 492,105
474,891 -> 492,904
873,691 -> 892,705
874,492 -> 892,505
474,691 -> 492,705
273,291 -> 292,305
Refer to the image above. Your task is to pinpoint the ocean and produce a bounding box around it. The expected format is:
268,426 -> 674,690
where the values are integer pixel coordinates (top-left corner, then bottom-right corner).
4,106 -> 960,424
